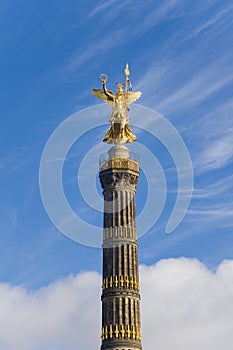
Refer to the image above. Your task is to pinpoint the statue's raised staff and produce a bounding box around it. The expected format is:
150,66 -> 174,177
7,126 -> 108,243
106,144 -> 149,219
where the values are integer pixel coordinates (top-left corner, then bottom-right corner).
92,64 -> 142,145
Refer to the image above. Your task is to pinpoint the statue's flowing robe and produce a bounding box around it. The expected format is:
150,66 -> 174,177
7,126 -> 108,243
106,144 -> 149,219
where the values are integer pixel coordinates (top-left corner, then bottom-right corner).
103,100 -> 136,144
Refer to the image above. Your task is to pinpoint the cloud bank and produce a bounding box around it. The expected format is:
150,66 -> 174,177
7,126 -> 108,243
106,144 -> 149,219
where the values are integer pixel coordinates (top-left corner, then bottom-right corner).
140,258 -> 233,350
0,259 -> 233,350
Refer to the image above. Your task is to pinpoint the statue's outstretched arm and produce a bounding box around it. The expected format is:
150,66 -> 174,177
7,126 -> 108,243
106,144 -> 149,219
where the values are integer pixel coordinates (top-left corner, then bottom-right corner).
100,74 -> 115,101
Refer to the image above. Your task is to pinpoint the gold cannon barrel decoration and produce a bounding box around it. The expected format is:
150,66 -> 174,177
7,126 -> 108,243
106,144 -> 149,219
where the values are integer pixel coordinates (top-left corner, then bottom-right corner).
102,275 -> 140,290
101,324 -> 142,341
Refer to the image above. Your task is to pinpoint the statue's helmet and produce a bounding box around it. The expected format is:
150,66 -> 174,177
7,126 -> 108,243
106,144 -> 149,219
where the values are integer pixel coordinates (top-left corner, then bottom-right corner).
116,83 -> 124,97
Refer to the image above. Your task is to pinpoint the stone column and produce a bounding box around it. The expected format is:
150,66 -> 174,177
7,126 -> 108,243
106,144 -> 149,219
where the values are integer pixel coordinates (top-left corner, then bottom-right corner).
99,146 -> 142,350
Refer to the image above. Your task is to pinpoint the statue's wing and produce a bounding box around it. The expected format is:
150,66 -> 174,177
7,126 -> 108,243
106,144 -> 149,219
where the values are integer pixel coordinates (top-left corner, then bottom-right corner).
91,89 -> 114,102
125,91 -> 142,105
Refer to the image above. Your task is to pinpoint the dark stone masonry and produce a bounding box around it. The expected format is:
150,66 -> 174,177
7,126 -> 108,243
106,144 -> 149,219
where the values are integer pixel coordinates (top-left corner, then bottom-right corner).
99,146 -> 142,350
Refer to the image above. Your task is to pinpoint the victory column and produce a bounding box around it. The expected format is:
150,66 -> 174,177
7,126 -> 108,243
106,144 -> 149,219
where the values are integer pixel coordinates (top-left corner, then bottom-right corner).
92,64 -> 143,350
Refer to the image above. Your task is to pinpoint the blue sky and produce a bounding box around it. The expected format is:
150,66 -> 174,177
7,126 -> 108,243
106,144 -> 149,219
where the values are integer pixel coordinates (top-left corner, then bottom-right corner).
0,1 -> 233,348
1,0 -> 233,287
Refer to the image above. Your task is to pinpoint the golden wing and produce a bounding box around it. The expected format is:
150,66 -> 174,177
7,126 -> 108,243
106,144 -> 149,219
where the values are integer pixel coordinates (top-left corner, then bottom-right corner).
125,91 -> 142,105
91,89 -> 114,102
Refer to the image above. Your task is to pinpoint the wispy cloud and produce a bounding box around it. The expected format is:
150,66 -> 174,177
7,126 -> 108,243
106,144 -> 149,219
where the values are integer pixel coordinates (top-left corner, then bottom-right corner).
194,129 -> 233,172
64,29 -> 125,74
89,0 -> 121,17
188,205 -> 233,227
184,4 -> 233,41
192,97 -> 233,140
133,0 -> 185,33
0,147 -> 30,175
192,174 -> 233,199
62,0 -> 189,78
139,55 -> 233,114
89,0 -> 183,29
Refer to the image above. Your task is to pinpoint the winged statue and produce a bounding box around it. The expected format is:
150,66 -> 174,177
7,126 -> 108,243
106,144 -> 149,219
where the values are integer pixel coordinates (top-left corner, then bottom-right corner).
91,64 -> 142,145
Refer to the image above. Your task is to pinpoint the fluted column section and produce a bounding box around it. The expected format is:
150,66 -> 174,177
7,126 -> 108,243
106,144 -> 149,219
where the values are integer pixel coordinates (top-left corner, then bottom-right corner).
99,147 -> 142,350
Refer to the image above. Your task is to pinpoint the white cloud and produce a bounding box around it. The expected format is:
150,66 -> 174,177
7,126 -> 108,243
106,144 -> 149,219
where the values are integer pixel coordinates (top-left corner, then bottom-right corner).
140,259 -> 233,350
156,62 -> 233,114
192,98 -> 233,141
1,259 -> 233,350
187,173 -> 233,227
195,130 -> 233,172
64,30 -> 125,74
0,272 -> 101,350
187,205 -> 233,228
62,0 -> 187,77
134,0 -> 184,33
89,0 -> 119,17
135,52 -> 233,118
186,96 -> 233,173
192,174 -> 233,199
184,4 -> 233,41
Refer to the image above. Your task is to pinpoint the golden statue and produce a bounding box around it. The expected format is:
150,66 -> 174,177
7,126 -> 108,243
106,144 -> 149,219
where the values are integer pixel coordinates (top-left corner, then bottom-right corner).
92,64 -> 142,145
